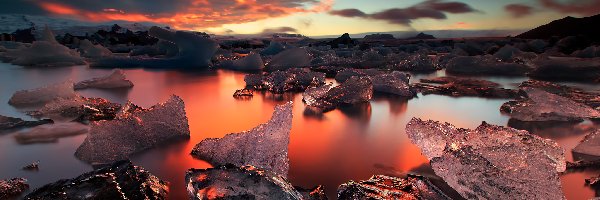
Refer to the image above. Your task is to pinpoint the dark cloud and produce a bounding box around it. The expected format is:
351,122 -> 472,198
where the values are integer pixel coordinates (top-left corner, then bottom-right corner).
260,26 -> 298,34
505,4 -> 533,18
329,0 -> 478,26
539,0 -> 600,16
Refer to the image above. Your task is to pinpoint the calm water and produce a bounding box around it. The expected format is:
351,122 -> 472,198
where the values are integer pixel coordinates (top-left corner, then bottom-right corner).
0,62 -> 598,199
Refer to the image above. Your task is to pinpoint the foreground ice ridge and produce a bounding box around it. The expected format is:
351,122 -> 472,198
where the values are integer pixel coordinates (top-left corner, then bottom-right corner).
191,102 -> 292,177
337,174 -> 451,200
24,160 -> 168,199
0,26 -> 85,67
74,69 -> 134,90
405,118 -> 566,199
75,95 -> 190,164
186,164 -> 326,200
8,81 -> 77,106
0,178 -> 28,199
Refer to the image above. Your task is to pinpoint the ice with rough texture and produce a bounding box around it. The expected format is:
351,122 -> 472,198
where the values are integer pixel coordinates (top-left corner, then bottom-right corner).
413,76 -> 518,98
244,69 -> 325,94
573,129 -> 600,161
0,26 -> 85,67
371,71 -> 415,97
501,88 -> 600,122
14,122 -> 89,144
337,174 -> 451,200
0,115 -> 52,130
220,52 -> 264,71
405,118 -> 566,199
24,160 -> 168,200
75,95 -> 190,164
0,178 -> 28,199
266,48 -> 311,71
29,97 -> 122,122
91,26 -> 218,69
186,165 -> 309,200
191,102 -> 293,177
446,55 -> 531,76
303,84 -> 333,106
78,39 -> 112,58
306,76 -> 373,112
261,41 -> 287,55
394,53 -> 438,72
74,69 -> 134,89
8,81 -> 77,106
518,80 -> 600,108
334,68 -> 385,83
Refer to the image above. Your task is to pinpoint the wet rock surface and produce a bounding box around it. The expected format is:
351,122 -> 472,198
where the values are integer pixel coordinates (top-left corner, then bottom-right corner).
74,69 -> 134,90
24,160 -> 168,200
337,174 -> 451,200
303,76 -> 373,113
14,122 -> 89,144
501,87 -> 600,122
191,102 -> 292,176
186,164 -> 315,200
0,115 -> 52,131
75,95 -> 190,164
414,76 -> 517,98
0,178 -> 29,199
406,118 -> 566,199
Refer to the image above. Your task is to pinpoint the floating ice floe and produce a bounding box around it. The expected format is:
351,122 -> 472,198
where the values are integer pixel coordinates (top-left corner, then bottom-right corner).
0,26 -> 85,67
529,57 -> 600,82
334,69 -> 384,83
405,118 -> 566,199
573,129 -> 600,161
0,178 -> 28,199
413,76 -> 517,98
518,80 -> 600,108
501,87 -> 600,122
303,76 -> 373,112
8,81 -> 77,106
186,165 -> 323,200
371,71 -> 415,97
337,175 -> 451,199
219,52 -> 264,71
28,97 -> 122,122
265,48 -> 311,71
0,115 -> 52,130
191,102 -> 292,177
75,95 -> 190,164
78,39 -> 112,58
90,26 -> 218,69
446,55 -> 531,76
14,122 -> 89,144
25,160 -> 168,199
74,69 -> 134,90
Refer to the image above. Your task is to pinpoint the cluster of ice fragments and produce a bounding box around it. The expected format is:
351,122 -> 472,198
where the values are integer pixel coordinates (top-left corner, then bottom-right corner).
75,95 -> 190,164
192,102 -> 293,177
0,178 -> 29,199
337,175 -> 451,199
244,68 -> 326,94
405,118 -> 566,199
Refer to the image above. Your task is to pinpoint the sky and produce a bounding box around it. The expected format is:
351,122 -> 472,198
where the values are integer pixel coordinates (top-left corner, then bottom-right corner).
0,0 -> 599,36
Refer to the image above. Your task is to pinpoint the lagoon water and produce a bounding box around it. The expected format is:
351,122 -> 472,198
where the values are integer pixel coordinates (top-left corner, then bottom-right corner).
0,62 -> 598,199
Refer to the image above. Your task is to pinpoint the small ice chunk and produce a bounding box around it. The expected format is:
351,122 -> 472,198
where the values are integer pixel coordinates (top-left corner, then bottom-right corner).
8,81 -> 77,106
371,71 -> 414,97
24,160 -> 168,199
14,122 -> 89,144
573,130 -> 600,160
303,84 -> 333,106
414,76 -> 517,98
29,97 -> 122,122
406,118 -> 566,199
307,76 -> 373,112
493,45 -> 521,61
191,102 -> 293,177
334,69 -> 384,83
75,95 -> 190,164
0,115 -> 52,130
266,48 -> 311,71
337,174 -> 451,199
0,178 -> 29,199
78,39 -> 112,58
186,165 -> 304,200
0,26 -> 85,67
220,52 -> 264,71
74,69 -> 134,90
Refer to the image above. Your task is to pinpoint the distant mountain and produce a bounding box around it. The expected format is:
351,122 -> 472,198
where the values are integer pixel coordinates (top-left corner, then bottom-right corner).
517,14 -> 600,42
312,29 -> 524,39
406,32 -> 436,40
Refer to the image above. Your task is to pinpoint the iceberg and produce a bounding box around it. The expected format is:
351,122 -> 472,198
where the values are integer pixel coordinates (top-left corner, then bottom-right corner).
219,52 -> 264,71
78,39 -> 112,58
265,48 -> 311,71
303,76 -> 373,112
74,69 -> 134,90
28,97 -> 122,122
8,81 -> 77,106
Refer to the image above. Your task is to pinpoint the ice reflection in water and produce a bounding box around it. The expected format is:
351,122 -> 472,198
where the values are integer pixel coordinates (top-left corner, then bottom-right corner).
0,62 -> 598,199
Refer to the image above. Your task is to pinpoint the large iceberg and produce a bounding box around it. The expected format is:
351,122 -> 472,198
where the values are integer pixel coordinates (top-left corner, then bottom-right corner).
8,81 -> 77,106
405,118 -> 565,199
74,69 -> 134,90
219,52 -> 264,71
25,160 -> 168,199
265,48 -> 311,71
75,95 -> 190,164
78,39 -> 112,58
90,26 -> 218,69
337,174 -> 451,199
191,102 -> 292,177
0,26 -> 85,67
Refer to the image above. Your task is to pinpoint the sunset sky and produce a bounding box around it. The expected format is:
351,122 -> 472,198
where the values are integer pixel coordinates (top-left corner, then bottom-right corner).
1,0 -> 599,36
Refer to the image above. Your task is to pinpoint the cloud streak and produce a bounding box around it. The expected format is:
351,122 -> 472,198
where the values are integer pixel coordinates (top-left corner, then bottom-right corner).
504,4 -> 533,18
538,0 -> 600,16
328,0 -> 478,26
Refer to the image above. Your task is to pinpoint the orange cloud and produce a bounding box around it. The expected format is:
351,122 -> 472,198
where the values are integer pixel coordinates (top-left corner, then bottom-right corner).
36,0 -> 335,30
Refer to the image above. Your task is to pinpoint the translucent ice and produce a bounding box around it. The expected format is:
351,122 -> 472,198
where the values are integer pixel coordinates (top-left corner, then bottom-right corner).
25,160 -> 168,199
14,122 -> 89,144
191,102 -> 292,177
305,76 -> 373,112
78,39 -> 112,58
337,175 -> 451,199
186,165 -> 304,200
0,26 -> 85,67
91,26 -> 218,69
371,71 -> 414,97
266,48 -> 311,71
75,95 -> 190,164
0,178 -> 28,199
405,118 -> 566,199
219,52 -> 264,71
303,84 -> 333,106
8,81 -> 77,106
74,69 -> 134,90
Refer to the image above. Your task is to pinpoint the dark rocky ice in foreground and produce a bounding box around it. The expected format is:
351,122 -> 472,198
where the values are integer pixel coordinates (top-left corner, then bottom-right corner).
24,160 -> 168,200
0,115 -> 52,131
406,118 -> 565,199
337,174 -> 451,200
0,178 -> 28,199
191,102 -> 292,177
75,95 -> 190,164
